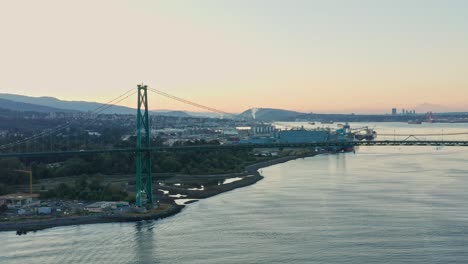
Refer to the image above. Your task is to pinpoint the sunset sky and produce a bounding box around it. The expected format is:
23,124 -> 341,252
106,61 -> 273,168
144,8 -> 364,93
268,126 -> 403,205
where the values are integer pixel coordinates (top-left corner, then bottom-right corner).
1,0 -> 467,114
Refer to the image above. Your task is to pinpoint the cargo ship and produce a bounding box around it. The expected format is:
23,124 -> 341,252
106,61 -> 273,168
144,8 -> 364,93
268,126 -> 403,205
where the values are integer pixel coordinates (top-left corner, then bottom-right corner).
239,123 -> 355,152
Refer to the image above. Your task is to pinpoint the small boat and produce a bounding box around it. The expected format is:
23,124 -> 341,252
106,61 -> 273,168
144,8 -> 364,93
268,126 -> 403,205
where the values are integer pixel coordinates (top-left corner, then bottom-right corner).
408,120 -> 422,124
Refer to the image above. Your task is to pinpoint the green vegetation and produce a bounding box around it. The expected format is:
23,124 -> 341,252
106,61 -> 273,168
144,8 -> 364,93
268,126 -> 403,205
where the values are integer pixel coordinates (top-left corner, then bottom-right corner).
154,149 -> 265,175
28,149 -> 269,179
41,177 -> 129,201
0,204 -> 7,214
0,148 -> 272,187
0,184 -> 10,196
0,123 -> 278,202
0,158 -> 28,185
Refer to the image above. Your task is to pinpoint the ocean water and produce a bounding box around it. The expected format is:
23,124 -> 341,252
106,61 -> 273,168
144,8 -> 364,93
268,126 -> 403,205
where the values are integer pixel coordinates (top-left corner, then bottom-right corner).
1,123 -> 468,263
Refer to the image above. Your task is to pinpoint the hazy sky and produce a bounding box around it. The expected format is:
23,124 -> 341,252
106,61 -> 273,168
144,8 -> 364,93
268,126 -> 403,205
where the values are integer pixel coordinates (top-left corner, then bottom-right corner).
1,0 -> 467,113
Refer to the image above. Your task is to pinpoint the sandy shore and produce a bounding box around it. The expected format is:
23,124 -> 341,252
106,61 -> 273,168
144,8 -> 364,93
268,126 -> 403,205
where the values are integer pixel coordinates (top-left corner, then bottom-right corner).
0,155 -> 313,234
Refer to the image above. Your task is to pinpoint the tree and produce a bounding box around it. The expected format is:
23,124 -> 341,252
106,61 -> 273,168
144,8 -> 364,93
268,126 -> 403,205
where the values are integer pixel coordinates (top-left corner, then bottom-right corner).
0,184 -> 9,195
0,158 -> 27,185
0,204 -> 7,214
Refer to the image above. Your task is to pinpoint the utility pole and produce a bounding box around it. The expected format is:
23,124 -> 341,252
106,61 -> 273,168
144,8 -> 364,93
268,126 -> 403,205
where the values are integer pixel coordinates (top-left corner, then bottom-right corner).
15,169 -> 33,195
135,84 -> 153,208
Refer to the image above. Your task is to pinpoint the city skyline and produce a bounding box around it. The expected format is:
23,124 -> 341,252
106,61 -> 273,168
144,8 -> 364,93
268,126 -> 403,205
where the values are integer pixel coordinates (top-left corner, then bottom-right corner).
1,1 -> 468,114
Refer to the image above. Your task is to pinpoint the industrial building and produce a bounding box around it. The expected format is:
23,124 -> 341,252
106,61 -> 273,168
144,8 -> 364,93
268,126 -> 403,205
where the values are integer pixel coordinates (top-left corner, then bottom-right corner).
0,193 -> 40,209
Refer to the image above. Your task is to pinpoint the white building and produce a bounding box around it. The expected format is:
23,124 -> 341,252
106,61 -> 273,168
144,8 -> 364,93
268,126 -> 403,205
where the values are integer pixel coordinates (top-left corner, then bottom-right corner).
251,124 -> 275,136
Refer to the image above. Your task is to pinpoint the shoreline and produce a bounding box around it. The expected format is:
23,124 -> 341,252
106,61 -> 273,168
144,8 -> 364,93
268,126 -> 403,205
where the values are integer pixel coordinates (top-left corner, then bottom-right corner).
0,203 -> 184,234
159,155 -> 307,200
0,154 -> 315,234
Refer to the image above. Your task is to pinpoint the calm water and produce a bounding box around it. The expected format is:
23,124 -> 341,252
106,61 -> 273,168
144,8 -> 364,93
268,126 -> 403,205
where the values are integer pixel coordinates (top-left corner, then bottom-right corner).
1,123 -> 468,263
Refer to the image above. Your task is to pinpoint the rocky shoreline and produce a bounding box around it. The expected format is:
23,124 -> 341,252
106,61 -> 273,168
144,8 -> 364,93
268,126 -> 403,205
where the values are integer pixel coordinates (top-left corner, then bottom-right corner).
0,203 -> 184,233
0,155 -> 312,234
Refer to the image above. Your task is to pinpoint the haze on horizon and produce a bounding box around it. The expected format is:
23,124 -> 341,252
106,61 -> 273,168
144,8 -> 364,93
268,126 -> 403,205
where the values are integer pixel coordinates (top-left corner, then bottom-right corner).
1,0 -> 467,114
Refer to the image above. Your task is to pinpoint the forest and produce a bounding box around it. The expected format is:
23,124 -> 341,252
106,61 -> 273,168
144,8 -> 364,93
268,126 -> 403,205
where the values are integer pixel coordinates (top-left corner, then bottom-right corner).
0,148 -> 269,196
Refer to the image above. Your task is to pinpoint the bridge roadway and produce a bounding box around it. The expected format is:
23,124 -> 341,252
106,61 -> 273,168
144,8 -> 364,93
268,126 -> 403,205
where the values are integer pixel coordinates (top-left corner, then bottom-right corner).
1,140 -> 468,158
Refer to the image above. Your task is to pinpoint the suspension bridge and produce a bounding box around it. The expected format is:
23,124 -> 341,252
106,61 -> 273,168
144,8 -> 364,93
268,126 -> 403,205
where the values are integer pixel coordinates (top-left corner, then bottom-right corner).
1,85 -> 468,207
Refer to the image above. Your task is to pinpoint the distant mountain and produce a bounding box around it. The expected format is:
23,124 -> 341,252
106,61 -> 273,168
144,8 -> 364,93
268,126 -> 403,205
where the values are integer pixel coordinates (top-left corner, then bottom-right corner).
0,98 -> 76,113
187,112 -> 226,119
152,110 -> 192,118
238,108 -> 304,121
154,110 -> 229,119
0,93 -> 232,118
0,93 -> 136,114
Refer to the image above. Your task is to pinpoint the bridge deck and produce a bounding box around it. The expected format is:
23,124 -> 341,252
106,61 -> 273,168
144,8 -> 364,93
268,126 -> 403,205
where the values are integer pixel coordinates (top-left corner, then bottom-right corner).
1,140 -> 467,158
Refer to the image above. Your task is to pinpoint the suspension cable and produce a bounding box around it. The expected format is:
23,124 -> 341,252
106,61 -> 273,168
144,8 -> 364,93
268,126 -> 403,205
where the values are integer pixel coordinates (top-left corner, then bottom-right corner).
0,88 -> 137,150
147,87 -> 236,118
48,90 -> 137,149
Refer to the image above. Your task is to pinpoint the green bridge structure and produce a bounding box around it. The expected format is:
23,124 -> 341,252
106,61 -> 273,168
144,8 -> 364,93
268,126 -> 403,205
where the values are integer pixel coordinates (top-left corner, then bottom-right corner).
1,85 -> 468,207
1,140 -> 468,159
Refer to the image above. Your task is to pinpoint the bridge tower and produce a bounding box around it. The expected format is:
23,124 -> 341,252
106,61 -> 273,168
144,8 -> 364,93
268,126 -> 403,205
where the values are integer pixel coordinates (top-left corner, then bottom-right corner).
136,84 -> 153,207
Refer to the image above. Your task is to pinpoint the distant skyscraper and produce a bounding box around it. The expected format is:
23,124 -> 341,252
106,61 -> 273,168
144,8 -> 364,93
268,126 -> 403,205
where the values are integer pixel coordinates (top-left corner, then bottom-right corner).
392,108 -> 397,115
402,108 -> 405,115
